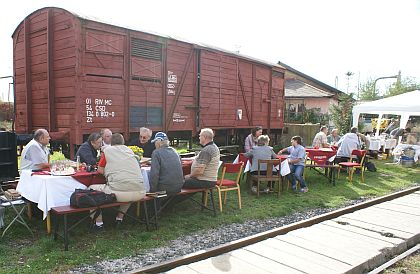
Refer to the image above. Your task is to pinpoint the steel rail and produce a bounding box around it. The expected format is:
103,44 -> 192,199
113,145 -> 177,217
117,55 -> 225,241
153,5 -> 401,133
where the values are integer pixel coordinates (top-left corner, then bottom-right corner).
368,244 -> 420,274
131,185 -> 420,274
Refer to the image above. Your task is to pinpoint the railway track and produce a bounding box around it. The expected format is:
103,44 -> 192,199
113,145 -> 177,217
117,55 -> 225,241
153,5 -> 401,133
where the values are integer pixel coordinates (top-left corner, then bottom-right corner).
132,185 -> 420,273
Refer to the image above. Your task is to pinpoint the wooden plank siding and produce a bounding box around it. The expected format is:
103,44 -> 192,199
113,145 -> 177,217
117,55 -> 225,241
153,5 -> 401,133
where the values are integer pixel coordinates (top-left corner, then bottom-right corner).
13,7 -> 285,156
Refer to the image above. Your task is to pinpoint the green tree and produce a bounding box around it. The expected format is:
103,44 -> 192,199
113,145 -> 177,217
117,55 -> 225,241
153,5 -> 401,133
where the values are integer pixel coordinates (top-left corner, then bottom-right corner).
384,76 -> 420,97
329,93 -> 355,134
358,78 -> 380,100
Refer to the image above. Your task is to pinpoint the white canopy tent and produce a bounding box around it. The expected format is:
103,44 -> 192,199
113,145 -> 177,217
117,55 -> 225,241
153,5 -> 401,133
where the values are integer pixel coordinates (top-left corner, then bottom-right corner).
352,90 -> 420,136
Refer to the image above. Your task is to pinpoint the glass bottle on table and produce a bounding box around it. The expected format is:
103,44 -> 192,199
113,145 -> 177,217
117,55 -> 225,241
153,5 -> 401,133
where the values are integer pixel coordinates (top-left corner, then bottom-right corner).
76,156 -> 80,171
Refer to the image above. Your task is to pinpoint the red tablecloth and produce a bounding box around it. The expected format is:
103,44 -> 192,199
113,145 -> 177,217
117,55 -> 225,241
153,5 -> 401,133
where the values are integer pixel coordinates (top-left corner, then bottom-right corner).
276,154 -> 288,162
71,171 -> 105,187
306,149 -> 336,165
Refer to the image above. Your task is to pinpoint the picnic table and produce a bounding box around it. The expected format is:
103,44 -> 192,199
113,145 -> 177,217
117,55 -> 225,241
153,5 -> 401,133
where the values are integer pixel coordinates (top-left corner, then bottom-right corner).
305,148 -> 339,185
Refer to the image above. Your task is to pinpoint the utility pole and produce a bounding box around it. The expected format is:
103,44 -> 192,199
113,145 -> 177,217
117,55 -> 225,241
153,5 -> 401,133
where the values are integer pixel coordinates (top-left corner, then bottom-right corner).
372,72 -> 400,97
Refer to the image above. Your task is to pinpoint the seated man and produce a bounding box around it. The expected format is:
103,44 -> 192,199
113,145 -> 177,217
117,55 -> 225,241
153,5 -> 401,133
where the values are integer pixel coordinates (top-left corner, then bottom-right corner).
327,129 -> 341,146
20,128 -> 51,171
90,133 -> 146,230
183,128 -> 220,189
75,132 -> 102,166
335,127 -> 361,163
312,126 -> 330,148
100,128 -> 112,150
278,136 -> 308,193
149,132 -> 184,195
129,127 -> 156,158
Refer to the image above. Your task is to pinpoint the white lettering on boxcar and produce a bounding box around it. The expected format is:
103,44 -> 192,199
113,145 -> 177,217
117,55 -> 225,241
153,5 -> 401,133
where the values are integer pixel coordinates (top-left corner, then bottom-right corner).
85,97 -> 116,123
85,98 -> 94,123
167,72 -> 177,95
168,71 -> 177,83
172,112 -> 187,123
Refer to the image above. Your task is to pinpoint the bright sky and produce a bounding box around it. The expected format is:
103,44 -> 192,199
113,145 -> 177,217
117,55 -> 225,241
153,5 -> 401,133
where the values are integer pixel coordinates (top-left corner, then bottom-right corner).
1,0 -> 419,101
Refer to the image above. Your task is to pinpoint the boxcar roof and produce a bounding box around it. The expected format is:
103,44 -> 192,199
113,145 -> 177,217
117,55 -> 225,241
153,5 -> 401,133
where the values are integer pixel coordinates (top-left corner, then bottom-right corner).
13,6 -> 285,70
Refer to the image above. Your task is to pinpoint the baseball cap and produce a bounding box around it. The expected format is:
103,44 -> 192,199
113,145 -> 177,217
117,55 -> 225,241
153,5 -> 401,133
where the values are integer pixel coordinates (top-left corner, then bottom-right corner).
151,132 -> 168,143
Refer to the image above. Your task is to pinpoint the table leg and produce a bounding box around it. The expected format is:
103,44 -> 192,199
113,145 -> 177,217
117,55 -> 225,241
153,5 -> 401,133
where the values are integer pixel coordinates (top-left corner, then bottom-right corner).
47,213 -> 51,234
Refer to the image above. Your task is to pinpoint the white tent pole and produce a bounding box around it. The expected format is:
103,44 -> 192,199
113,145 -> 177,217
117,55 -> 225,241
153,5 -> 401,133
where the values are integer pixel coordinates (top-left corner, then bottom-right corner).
375,114 -> 383,137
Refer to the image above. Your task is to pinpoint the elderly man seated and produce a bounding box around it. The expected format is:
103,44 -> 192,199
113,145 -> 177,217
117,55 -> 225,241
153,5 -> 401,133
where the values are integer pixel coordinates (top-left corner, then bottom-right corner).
129,127 -> 155,158
149,132 -> 184,195
20,128 -> 51,171
90,133 -> 146,230
335,127 -> 361,164
183,128 -> 220,189
75,132 -> 102,166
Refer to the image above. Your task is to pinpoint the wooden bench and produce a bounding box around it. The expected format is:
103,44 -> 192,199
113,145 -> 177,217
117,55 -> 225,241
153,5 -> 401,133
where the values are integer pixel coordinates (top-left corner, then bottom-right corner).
157,187 -> 217,217
51,195 -> 159,251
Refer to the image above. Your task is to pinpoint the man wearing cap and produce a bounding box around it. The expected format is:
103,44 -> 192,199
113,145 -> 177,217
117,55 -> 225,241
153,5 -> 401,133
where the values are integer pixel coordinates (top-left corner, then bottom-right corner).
149,132 -> 184,194
183,128 -> 220,189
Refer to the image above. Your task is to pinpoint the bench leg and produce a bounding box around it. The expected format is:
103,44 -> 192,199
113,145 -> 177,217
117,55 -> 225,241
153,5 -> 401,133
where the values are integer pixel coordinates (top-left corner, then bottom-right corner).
209,189 -> 216,217
64,214 -> 69,251
53,214 -> 59,241
47,213 -> 51,234
143,202 -> 150,231
153,199 -> 158,230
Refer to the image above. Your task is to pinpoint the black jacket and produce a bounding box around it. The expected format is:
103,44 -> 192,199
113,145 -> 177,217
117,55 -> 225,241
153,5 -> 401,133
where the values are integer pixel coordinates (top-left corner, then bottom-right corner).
75,141 -> 98,165
128,139 -> 155,158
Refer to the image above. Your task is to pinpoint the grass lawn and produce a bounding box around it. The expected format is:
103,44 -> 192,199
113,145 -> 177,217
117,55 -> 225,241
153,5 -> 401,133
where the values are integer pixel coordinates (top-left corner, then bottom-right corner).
0,159 -> 419,273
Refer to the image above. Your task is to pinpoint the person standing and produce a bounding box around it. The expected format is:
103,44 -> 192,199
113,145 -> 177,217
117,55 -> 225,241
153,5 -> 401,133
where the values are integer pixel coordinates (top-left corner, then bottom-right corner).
183,128 -> 220,189
278,136 -> 308,193
244,126 -> 263,152
20,129 -> 51,171
149,132 -> 184,194
91,133 -> 145,230
129,127 -> 155,158
75,132 -> 102,166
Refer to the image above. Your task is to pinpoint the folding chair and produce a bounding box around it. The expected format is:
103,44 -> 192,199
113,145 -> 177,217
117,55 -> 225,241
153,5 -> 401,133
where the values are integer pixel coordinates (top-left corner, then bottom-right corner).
216,163 -> 243,212
0,185 -> 33,237
249,159 -> 282,197
338,150 -> 367,182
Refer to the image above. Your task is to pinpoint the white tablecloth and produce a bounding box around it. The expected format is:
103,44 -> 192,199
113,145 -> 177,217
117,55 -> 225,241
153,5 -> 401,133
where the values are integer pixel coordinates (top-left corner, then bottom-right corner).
17,170 -> 87,219
383,138 -> 397,150
141,167 -> 151,192
368,139 -> 381,151
233,155 -> 251,173
17,169 -> 151,219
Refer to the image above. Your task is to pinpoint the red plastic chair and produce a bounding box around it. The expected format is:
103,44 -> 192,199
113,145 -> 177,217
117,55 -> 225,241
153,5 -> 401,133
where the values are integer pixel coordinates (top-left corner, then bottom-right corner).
216,163 -> 244,212
338,150 -> 367,182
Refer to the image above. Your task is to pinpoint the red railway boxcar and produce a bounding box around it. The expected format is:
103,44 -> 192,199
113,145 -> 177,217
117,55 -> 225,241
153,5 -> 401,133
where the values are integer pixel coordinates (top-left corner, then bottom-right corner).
12,7 -> 285,157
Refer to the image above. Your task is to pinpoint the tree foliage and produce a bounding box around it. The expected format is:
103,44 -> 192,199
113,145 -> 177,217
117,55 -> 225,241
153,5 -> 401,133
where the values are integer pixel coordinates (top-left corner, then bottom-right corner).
384,76 -> 420,97
358,78 -> 381,100
329,93 -> 355,134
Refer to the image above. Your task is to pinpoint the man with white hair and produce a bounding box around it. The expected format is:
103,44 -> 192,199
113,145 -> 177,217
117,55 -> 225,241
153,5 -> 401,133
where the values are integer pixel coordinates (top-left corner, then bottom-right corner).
149,132 -> 184,194
20,128 -> 51,171
183,128 -> 220,189
129,127 -> 155,157
100,128 -> 112,149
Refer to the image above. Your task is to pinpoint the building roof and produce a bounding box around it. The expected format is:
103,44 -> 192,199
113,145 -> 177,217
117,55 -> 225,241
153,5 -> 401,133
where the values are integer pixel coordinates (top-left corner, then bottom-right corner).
285,79 -> 334,98
278,61 -> 343,95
